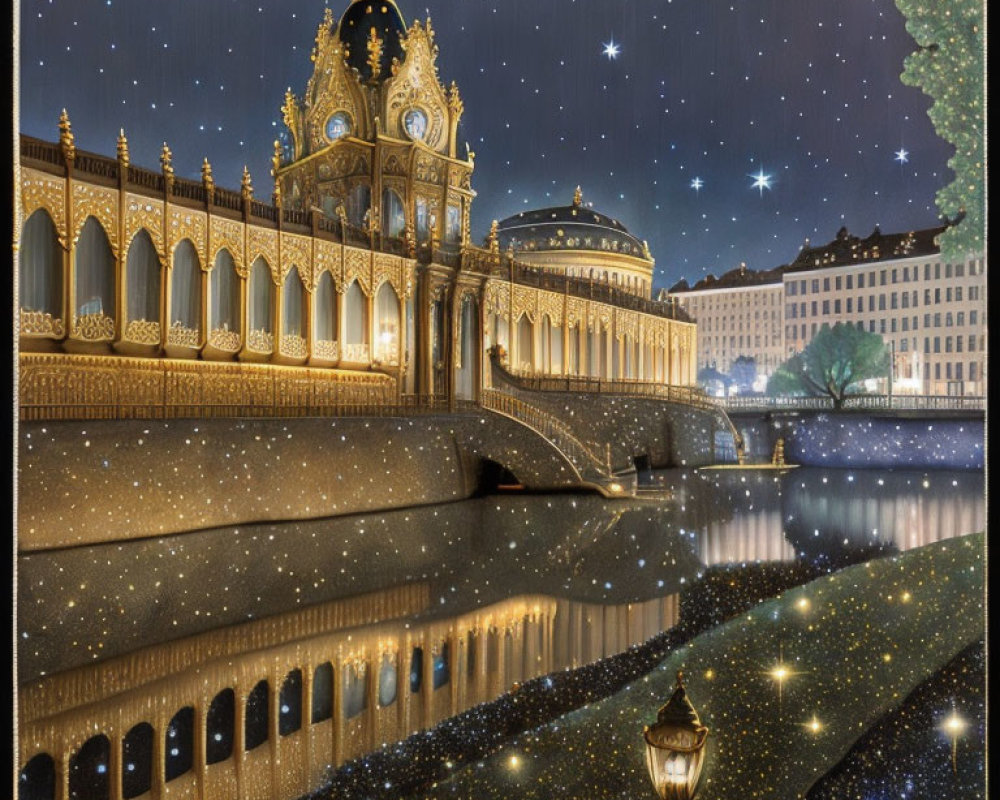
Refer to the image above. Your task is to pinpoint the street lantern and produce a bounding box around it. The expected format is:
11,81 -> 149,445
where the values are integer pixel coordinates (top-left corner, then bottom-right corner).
643,672 -> 709,800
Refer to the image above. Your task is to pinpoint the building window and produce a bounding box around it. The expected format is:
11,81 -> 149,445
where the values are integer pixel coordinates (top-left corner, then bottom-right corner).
945,263 -> 953,278
902,317 -> 909,331
924,338 -> 930,354
880,270 -> 887,286
956,363 -> 963,381
892,269 -> 898,283
957,263 -> 965,277
934,313 -> 941,327
925,363 -> 930,380
846,274 -> 853,290
956,336 -> 963,353
970,362 -> 977,381
946,362 -> 953,379
800,280 -> 806,294
924,264 -> 931,280
924,289 -> 932,305
902,293 -> 909,309
924,314 -> 931,327
811,301 -> 818,315
834,299 -> 841,313
934,263 -> 941,279
935,363 -> 941,379
868,296 -> 875,312
891,292 -> 898,309
812,279 -> 819,293
970,310 -> 978,326
868,320 -> 875,332
900,338 -> 908,352
946,313 -> 953,327
811,323 -> 818,335
822,300 -> 830,314
788,282 -> 797,296
911,290 -> 917,306
823,277 -> 830,291
878,294 -> 886,311
946,287 -> 953,302
945,336 -> 953,353
968,335 -> 976,352
880,319 -> 886,334
835,276 -> 842,290
858,274 -> 865,289
933,337 -> 940,353
891,319 -> 897,333
955,286 -> 963,301
847,298 -> 853,313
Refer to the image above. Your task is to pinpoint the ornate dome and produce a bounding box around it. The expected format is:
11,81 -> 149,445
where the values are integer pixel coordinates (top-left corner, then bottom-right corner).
496,191 -> 648,260
338,0 -> 407,83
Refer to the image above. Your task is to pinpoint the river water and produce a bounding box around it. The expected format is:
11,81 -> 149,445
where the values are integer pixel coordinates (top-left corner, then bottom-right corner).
17,466 -> 984,684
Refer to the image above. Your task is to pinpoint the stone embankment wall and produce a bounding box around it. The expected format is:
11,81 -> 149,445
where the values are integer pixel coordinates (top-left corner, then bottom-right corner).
730,412 -> 984,470
17,413 -> 586,551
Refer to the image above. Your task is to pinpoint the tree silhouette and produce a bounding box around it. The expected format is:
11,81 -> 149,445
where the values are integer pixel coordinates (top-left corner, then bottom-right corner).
767,323 -> 889,408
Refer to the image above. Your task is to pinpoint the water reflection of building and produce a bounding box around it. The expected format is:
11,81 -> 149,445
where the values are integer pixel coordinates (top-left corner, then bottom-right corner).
17,583 -> 678,800
16,0 -> 698,423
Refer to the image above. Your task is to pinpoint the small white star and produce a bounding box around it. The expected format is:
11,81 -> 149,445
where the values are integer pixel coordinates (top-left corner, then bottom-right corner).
895,148 -> 909,164
690,177 -> 704,192
750,168 -> 773,196
602,38 -> 621,60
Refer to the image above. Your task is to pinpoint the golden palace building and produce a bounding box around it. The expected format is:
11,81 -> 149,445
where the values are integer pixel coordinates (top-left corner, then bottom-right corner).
16,1 -> 697,427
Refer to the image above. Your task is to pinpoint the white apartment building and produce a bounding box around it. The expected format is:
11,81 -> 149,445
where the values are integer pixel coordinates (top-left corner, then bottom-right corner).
668,225 -> 987,396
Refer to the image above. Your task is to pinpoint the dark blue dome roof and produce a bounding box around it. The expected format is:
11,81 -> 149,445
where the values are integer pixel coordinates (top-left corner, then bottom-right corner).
338,1 -> 407,83
496,204 -> 648,259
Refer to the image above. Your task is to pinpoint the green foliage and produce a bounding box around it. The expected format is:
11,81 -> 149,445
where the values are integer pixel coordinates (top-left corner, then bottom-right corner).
894,0 -> 984,259
767,323 -> 890,407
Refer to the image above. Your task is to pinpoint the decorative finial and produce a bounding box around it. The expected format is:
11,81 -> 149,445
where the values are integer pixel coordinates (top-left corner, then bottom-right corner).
116,129 -> 130,167
241,165 -> 253,200
366,26 -> 383,82
160,142 -> 175,190
573,185 -> 583,207
448,80 -> 464,115
201,157 -> 215,199
58,109 -> 75,162
271,140 -> 283,206
488,220 -> 500,253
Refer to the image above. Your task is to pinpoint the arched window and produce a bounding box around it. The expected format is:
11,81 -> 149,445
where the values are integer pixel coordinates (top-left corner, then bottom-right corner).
343,281 -> 368,359
517,314 -> 534,372
311,662 -> 334,723
245,680 -> 269,751
348,184 -> 371,229
445,203 -> 461,244
282,267 -> 307,353
378,655 -> 398,708
69,734 -> 110,800
206,688 -> 235,764
74,216 -> 115,327
343,664 -> 368,719
432,642 -> 450,690
19,209 -> 63,323
169,239 -> 201,343
125,229 -> 161,330
208,249 -> 241,350
567,323 -> 581,375
381,188 -> 406,238
456,295 -> 478,400
409,647 -> 423,694
415,197 -> 430,242
248,257 -> 274,353
373,282 -> 400,365
121,723 -> 153,799
18,752 -> 56,800
600,326 -> 610,379
466,631 -> 477,677
165,707 -> 194,782
279,669 -> 303,736
313,272 -> 338,359
540,315 -> 553,374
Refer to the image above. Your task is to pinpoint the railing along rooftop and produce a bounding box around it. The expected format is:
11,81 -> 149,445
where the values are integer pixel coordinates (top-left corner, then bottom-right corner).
721,394 -> 985,412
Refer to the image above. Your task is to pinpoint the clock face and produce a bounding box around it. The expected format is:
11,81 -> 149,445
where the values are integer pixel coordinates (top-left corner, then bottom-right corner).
403,109 -> 428,141
325,112 -> 351,142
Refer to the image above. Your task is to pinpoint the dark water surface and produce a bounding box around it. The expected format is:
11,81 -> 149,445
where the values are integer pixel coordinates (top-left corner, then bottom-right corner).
17,467 -> 984,683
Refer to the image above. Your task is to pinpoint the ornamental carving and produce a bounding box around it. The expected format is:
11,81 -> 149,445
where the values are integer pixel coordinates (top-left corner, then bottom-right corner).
167,322 -> 200,348
513,286 -> 537,323
247,227 -> 279,279
20,170 -> 67,244
71,183 -> 119,254
538,292 -> 563,327
565,298 -> 587,329
20,310 -> 65,338
313,339 -> 340,361
71,313 -> 115,341
344,249 -> 370,294
385,22 -> 448,153
382,153 -> 407,176
282,233 -> 313,286
280,335 -> 308,359
125,195 -> 165,258
313,239 -> 343,289
302,14 -> 367,152
123,319 -> 161,345
485,281 -> 509,320
209,218 -> 245,276
341,343 -> 370,363
414,152 -> 444,185
247,329 -> 274,353
374,253 -> 403,297
208,328 -> 241,352
168,209 -> 207,268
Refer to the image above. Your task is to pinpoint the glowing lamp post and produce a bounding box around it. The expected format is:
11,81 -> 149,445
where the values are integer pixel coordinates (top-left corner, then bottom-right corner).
643,672 -> 709,800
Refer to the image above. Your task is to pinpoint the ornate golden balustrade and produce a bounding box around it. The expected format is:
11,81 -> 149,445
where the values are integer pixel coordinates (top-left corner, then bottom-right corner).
18,353 -> 396,421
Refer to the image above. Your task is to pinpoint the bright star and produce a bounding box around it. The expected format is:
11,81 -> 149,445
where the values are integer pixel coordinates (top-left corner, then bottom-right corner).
750,168 -> 773,196
602,38 -> 621,60
895,148 -> 909,164
690,177 -> 704,192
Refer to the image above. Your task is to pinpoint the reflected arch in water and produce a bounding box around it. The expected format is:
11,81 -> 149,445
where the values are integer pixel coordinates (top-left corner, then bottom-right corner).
165,706 -> 194,782
245,680 -> 270,751
19,752 -> 56,800
206,688 -> 235,764
280,668 -> 303,736
69,734 -> 110,800
121,722 -> 153,799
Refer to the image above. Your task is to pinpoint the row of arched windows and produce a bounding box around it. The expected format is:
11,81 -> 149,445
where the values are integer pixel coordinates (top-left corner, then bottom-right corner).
19,209 -> 401,363
19,646 -> 453,800
311,186 -> 461,245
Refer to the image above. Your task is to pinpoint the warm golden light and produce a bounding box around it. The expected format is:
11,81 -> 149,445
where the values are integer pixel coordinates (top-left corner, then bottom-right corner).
796,597 -> 810,612
807,715 -> 822,734
901,591 -> 912,603
943,712 -> 967,736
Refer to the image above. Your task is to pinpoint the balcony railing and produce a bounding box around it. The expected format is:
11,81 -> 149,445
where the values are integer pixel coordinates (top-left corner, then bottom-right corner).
721,394 -> 985,412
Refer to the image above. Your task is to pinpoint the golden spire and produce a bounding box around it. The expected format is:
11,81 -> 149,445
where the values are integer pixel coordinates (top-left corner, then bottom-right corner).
488,220 -> 500,253
448,80 -> 464,116
271,140 -> 283,206
366,26 -> 383,82
241,165 -> 253,200
160,142 -> 175,189
58,109 -> 75,161
573,185 -> 583,207
201,157 -> 215,199
116,129 -> 130,167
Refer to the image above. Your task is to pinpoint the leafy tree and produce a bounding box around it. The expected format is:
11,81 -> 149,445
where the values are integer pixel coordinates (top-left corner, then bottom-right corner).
697,365 -> 732,396
894,0 -> 984,259
767,323 -> 889,408
729,356 -> 758,394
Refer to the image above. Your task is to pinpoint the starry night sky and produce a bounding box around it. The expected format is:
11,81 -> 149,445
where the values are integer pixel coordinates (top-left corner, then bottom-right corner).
18,0 -> 956,290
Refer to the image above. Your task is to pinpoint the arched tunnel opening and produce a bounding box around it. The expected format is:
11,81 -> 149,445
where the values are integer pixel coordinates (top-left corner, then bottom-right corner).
474,459 -> 524,495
